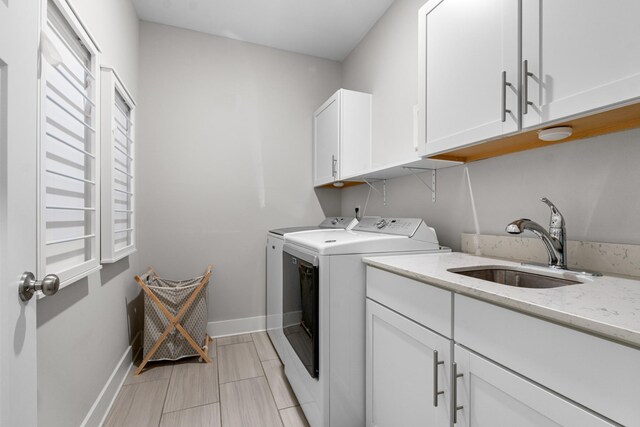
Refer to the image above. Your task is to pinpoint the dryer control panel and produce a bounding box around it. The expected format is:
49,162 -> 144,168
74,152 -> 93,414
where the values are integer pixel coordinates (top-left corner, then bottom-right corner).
318,216 -> 357,229
353,217 -> 423,236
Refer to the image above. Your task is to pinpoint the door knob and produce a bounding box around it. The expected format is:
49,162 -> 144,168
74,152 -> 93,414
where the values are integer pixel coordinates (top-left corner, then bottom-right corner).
18,272 -> 60,301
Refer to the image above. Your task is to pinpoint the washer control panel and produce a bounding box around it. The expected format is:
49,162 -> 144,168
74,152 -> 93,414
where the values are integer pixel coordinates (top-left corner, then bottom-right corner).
353,217 -> 423,236
319,216 -> 357,229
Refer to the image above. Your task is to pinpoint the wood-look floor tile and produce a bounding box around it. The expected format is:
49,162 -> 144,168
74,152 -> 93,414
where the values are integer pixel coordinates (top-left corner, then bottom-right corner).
103,379 -> 169,427
218,342 -> 263,383
125,359 -> 174,386
216,333 -> 252,346
251,331 -> 279,361
160,403 -> 221,427
208,336 -> 217,357
262,360 -> 298,409
220,377 -> 283,427
163,358 -> 219,413
279,406 -> 309,427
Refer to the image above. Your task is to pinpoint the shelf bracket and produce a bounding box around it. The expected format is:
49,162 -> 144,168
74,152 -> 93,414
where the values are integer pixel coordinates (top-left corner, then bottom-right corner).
404,167 -> 436,202
362,178 -> 387,206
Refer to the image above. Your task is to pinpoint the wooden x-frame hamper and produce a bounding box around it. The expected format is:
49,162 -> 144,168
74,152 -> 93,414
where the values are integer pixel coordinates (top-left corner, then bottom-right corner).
134,265 -> 213,375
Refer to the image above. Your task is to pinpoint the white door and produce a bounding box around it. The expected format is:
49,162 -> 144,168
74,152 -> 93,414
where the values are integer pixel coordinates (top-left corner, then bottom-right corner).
453,345 -> 615,427
419,0 -> 519,157
0,0 -> 40,426
521,0 -> 640,128
366,299 -> 450,427
313,91 -> 339,186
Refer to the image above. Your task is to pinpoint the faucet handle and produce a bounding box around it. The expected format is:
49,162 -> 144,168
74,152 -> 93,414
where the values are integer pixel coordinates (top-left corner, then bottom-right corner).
540,197 -> 564,229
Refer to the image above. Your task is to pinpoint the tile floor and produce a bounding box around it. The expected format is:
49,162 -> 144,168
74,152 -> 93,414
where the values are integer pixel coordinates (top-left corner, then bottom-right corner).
104,332 -> 309,427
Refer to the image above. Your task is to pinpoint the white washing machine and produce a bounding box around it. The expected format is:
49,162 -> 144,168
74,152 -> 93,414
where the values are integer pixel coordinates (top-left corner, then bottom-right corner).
267,217 -> 357,360
281,217 -> 450,427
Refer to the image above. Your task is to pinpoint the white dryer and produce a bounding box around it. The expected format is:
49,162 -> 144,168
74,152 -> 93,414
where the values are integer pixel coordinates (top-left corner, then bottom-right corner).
266,217 -> 357,360
281,217 -> 450,427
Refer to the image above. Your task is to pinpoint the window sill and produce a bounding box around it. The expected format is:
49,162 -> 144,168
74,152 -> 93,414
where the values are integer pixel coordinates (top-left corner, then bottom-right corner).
36,265 -> 103,299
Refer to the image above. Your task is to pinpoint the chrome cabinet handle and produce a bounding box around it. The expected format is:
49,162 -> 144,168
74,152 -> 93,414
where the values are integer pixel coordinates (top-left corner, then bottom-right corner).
523,60 -> 534,115
19,272 -> 60,301
433,350 -> 445,407
331,154 -> 337,178
451,362 -> 464,424
501,71 -> 513,123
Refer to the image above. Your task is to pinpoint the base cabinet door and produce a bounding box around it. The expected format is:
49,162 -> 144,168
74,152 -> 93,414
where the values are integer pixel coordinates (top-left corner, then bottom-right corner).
521,0 -> 640,128
453,345 -> 616,427
366,299 -> 450,427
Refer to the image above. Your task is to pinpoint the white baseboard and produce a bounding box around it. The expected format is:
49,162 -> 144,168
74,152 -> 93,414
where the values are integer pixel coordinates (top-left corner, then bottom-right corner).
81,332 -> 140,427
283,310 -> 302,328
208,315 -> 266,338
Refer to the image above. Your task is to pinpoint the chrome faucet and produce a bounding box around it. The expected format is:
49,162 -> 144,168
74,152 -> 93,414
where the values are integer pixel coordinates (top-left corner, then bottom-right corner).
506,198 -> 567,269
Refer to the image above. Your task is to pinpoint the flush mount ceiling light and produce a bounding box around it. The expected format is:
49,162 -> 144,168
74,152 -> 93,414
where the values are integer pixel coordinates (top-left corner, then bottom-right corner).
538,126 -> 573,142
333,181 -> 345,188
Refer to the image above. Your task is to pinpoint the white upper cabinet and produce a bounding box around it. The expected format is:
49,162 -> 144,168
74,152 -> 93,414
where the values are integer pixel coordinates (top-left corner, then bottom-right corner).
419,0 -> 640,158
313,93 -> 340,186
521,0 -> 640,128
313,89 -> 371,186
418,0 -> 519,157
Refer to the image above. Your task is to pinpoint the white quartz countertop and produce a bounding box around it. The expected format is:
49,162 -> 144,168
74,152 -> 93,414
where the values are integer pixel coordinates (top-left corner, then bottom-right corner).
363,252 -> 640,348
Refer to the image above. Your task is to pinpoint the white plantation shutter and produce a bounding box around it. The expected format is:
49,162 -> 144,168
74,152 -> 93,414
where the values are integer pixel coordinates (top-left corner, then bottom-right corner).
101,67 -> 136,262
39,0 -> 101,288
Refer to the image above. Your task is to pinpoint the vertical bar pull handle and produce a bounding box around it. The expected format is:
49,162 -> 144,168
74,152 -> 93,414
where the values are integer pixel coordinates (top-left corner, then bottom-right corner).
433,350 -> 445,407
523,60 -> 534,115
451,362 -> 464,424
331,154 -> 337,178
501,71 -> 512,123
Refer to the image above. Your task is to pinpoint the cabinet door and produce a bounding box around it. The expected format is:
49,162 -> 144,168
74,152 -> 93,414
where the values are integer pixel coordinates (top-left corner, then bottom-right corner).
522,0 -> 640,128
419,0 -> 519,157
313,92 -> 340,186
454,345 -> 616,427
340,90 -> 371,179
366,299 -> 450,427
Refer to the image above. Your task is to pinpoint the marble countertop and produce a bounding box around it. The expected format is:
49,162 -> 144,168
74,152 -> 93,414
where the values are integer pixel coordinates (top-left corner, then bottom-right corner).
363,252 -> 640,348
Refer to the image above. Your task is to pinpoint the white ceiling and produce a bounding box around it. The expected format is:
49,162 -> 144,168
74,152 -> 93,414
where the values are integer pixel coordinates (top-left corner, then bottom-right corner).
132,0 -> 395,61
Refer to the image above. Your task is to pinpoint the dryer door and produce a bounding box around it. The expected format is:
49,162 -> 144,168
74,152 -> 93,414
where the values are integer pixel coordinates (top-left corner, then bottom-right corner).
282,247 -> 319,379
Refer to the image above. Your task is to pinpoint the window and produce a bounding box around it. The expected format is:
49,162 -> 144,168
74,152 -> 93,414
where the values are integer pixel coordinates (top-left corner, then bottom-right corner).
100,67 -> 136,263
39,0 -> 101,288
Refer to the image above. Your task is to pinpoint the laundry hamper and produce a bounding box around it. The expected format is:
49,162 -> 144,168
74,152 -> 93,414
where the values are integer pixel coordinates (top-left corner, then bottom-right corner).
134,265 -> 212,375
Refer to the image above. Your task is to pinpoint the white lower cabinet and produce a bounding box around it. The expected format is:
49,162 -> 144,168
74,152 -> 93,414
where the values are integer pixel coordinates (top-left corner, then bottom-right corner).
365,266 -> 637,427
453,345 -> 615,427
366,299 -> 450,427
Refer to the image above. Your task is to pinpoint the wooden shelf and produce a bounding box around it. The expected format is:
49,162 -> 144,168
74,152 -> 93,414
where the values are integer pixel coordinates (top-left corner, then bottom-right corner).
429,102 -> 640,163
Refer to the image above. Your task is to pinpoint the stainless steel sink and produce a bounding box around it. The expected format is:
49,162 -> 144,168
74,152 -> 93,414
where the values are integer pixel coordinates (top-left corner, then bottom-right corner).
448,266 -> 582,288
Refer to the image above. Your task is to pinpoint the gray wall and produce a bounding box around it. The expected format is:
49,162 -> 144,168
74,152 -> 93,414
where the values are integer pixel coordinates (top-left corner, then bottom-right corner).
136,22 -> 342,325
342,0 -> 426,167
340,0 -> 640,251
341,129 -> 640,250
36,1 -> 140,426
